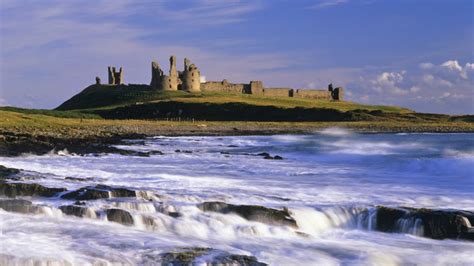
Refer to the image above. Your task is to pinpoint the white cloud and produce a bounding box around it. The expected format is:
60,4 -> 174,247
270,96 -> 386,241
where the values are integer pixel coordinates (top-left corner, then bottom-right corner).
422,74 -> 434,83
410,86 -> 421,93
441,60 -> 463,72
309,0 -> 349,9
419,62 -> 434,70
461,62 -> 474,79
347,60 -> 474,114
369,71 -> 408,95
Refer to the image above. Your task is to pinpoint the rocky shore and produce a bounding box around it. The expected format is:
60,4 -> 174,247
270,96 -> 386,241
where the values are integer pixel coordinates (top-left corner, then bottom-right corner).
1,130 -> 473,265
1,164 -> 473,244
1,120 -> 474,157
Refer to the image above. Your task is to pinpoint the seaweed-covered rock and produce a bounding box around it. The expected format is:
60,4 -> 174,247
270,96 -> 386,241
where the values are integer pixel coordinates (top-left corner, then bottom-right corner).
175,149 -> 193,154
106,208 -> 134,225
64,176 -> 94,182
374,206 -> 474,240
198,201 -> 297,228
0,165 -> 20,178
61,184 -> 136,200
0,199 -> 36,213
150,247 -> 267,266
257,153 -> 283,160
0,182 -> 66,198
59,204 -> 96,218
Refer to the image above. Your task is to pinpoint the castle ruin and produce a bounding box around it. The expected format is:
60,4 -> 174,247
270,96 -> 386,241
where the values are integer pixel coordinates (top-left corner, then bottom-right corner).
108,66 -> 124,85
150,56 -> 201,92
98,56 -> 344,100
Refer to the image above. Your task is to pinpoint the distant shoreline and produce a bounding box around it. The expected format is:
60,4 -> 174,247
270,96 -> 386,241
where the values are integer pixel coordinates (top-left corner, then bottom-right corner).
1,109 -> 473,157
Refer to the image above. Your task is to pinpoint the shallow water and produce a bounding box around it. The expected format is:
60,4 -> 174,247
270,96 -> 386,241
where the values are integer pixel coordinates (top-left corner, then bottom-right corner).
1,128 -> 473,265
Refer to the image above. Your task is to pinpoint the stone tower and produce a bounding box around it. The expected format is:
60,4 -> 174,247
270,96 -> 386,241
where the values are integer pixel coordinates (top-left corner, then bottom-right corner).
168,55 -> 179,91
333,87 -> 344,101
150,61 -> 163,90
108,66 -> 124,85
150,57 -> 179,91
181,58 -> 201,92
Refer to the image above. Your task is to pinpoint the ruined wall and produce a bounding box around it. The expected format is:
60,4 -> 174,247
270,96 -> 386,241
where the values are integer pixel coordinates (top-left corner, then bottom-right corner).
104,57 -> 347,101
108,66 -> 124,85
181,58 -> 201,92
263,88 -> 293,97
150,61 -> 163,90
247,81 -> 264,95
201,80 -> 246,93
295,89 -> 331,100
333,87 -> 344,100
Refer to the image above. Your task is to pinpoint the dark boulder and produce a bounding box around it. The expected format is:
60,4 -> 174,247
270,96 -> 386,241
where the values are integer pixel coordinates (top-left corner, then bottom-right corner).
64,177 -> 94,182
0,165 -> 20,178
61,184 -> 136,200
0,199 -> 36,213
106,208 -> 134,225
175,149 -> 192,153
198,201 -> 297,228
374,206 -> 474,240
0,182 -> 66,198
155,247 -> 267,266
257,153 -> 283,160
59,204 -> 95,218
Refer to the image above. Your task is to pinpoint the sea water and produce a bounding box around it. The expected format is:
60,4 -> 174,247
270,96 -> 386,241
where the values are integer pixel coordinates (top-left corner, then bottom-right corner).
0,128 -> 473,265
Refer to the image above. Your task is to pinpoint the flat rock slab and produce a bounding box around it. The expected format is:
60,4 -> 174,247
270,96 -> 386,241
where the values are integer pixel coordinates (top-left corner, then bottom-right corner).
0,165 -> 20,178
0,199 -> 36,214
198,201 -> 297,228
144,247 -> 267,266
59,204 -> 96,218
0,182 -> 66,198
61,184 -> 136,200
374,206 -> 474,240
106,208 -> 134,225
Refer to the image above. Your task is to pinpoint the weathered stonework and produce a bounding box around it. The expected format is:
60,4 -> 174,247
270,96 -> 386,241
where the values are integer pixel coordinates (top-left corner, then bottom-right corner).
333,87 -> 344,101
263,88 -> 293,97
248,81 -> 264,95
99,56 -> 345,100
295,89 -> 331,100
201,80 -> 245,93
150,61 -> 163,90
149,56 -> 201,92
108,66 -> 124,85
181,58 -> 201,92
168,56 -> 179,91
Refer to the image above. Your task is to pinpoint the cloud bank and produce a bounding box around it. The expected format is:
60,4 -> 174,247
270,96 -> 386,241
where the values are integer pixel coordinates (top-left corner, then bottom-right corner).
0,1 -> 472,115
344,60 -> 474,114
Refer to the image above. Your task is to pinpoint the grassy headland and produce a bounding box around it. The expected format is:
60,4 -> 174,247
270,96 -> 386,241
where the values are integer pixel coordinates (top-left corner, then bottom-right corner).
1,84 -> 472,156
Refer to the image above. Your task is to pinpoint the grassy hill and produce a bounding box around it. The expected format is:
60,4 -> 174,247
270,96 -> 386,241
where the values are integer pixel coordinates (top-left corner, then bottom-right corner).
56,84 -> 411,113
50,83 -> 440,123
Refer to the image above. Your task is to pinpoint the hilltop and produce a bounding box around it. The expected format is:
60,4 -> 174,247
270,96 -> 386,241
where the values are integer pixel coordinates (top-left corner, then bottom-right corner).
55,84 -> 422,122
53,56 -> 451,123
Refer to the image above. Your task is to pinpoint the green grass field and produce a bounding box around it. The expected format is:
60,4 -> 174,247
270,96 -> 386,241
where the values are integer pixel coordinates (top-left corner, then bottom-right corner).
1,83 -> 471,138
1,110 -> 472,138
56,84 -> 412,113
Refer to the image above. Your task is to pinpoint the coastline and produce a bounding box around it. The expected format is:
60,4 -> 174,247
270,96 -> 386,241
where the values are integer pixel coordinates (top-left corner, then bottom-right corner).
1,117 -> 473,156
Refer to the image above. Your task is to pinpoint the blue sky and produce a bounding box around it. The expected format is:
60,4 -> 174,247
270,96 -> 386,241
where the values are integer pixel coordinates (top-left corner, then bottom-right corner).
0,0 -> 473,114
